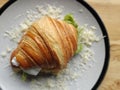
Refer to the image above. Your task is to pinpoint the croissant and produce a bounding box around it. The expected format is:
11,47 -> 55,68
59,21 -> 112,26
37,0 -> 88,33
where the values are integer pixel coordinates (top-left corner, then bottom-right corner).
10,16 -> 77,75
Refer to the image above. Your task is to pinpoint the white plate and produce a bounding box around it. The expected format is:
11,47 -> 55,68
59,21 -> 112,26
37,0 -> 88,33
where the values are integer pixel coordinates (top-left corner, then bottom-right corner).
0,0 -> 110,90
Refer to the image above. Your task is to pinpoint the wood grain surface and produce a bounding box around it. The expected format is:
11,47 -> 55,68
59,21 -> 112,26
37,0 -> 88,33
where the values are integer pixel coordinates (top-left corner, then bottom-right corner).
0,0 -> 8,8
0,0 -> 120,90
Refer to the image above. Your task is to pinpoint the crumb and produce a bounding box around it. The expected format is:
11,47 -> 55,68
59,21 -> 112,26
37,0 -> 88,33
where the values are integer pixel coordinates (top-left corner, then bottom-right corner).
79,9 -> 83,13
1,52 -> 7,58
6,47 -> 12,53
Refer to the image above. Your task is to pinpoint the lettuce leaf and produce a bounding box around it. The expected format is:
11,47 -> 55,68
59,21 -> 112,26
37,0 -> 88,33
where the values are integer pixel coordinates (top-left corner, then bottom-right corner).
64,14 -> 78,28
75,44 -> 83,54
22,72 -> 27,81
64,14 -> 83,55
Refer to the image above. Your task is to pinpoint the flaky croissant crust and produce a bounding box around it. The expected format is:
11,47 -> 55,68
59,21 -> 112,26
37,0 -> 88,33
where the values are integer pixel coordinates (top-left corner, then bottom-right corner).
10,16 -> 77,73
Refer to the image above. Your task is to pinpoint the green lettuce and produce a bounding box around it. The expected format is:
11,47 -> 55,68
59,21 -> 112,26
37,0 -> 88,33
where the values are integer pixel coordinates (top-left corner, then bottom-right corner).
75,27 -> 84,55
64,14 -> 78,28
75,44 -> 83,54
22,72 -> 27,81
64,14 -> 83,55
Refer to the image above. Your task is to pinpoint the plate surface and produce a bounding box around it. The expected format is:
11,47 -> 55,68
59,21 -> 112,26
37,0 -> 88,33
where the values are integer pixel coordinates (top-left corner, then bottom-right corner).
0,0 -> 109,90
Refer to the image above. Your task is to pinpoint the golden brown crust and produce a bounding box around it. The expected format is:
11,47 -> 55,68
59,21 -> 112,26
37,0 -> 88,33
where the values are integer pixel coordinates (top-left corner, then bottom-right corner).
10,16 -> 78,73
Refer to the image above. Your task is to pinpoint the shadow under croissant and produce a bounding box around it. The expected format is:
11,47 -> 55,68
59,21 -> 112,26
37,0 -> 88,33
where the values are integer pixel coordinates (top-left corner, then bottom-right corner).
12,66 -> 61,81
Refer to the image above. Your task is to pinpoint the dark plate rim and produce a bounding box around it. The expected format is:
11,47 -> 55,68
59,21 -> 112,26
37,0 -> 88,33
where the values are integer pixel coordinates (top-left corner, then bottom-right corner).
0,0 -> 110,90
77,0 -> 110,89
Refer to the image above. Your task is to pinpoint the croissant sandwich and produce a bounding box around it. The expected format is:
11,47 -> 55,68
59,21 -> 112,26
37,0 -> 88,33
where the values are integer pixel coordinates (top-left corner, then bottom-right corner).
10,16 -> 78,75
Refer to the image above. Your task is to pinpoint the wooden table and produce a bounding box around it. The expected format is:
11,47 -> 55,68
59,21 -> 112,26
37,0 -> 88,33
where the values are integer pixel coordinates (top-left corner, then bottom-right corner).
0,0 -> 120,90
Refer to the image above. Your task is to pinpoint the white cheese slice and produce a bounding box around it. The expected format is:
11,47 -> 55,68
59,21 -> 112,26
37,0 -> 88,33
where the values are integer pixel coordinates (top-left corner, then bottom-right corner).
22,67 -> 41,76
11,57 -> 41,76
11,57 -> 19,66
